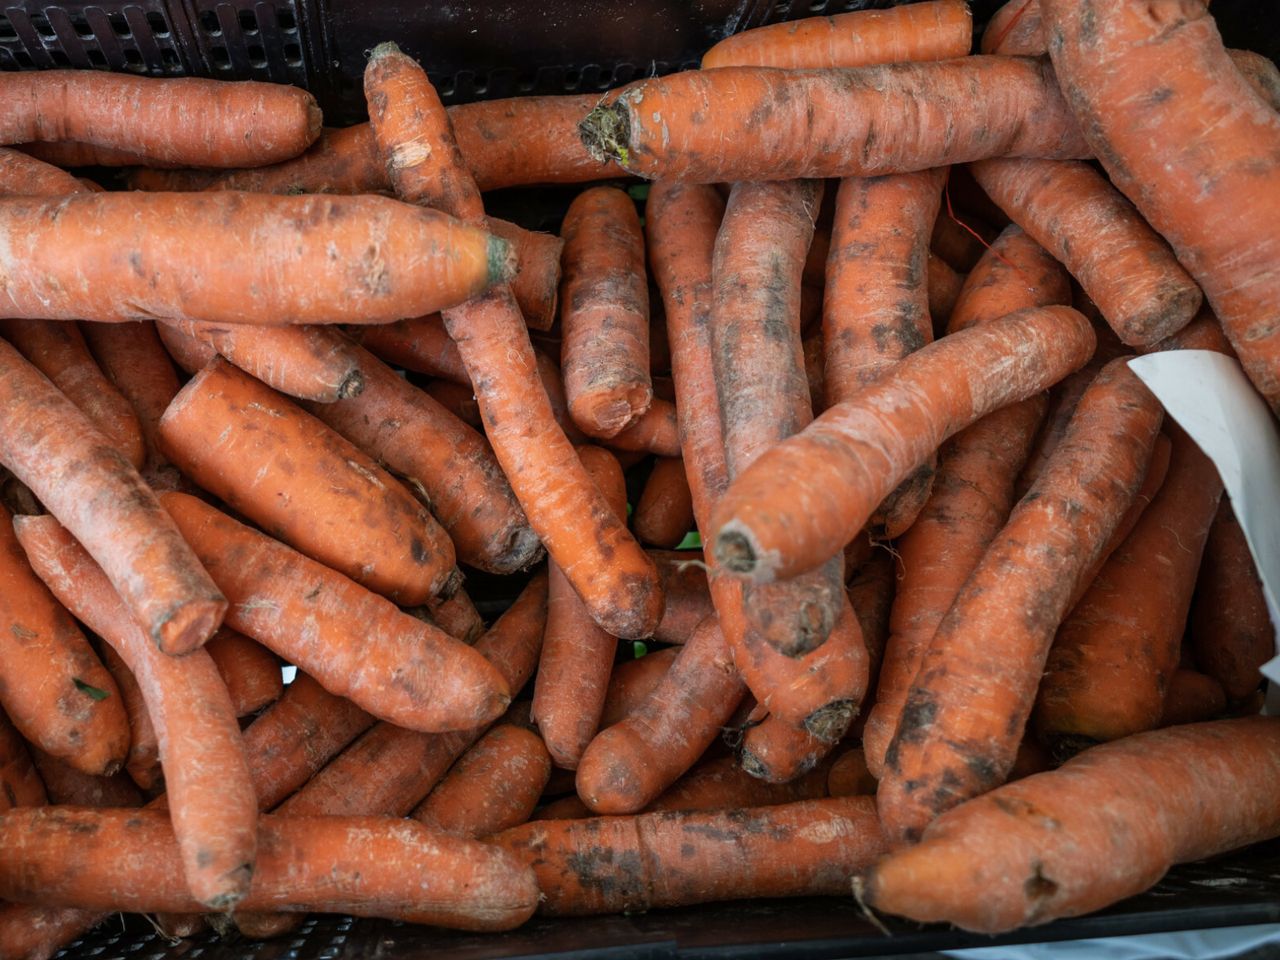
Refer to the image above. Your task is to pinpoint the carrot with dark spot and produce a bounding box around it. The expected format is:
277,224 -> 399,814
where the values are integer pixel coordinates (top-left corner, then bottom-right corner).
415,587 -> 486,645
633,457 -> 695,549
739,712 -> 831,785
606,397 -> 681,457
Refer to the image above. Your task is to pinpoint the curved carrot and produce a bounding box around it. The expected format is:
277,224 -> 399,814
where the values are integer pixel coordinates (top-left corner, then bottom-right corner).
702,0 -> 971,69
160,358 -> 458,605
412,724 -> 551,838
599,647 -> 679,728
0,192 -> 510,326
606,397 -> 681,457
859,717 -> 1280,934
581,58 -> 1088,182
96,644 -> 161,792
0,147 -> 83,195
877,359 -> 1164,845
204,629 -> 282,719
350,314 -> 468,384
1041,0 -> 1280,409
161,491 -> 509,733
28,747 -> 142,808
0,709 -> 46,810
633,457 -> 695,549
648,753 -> 829,812
1035,428 -> 1222,757
16,514 -> 256,909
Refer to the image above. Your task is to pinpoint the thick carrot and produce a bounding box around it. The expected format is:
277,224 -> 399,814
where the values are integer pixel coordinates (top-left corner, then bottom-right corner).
351,314 -> 468,384
633,458 -> 695,549
161,491 -> 509,733
1041,0 -> 1280,409
1035,428 -> 1222,757
493,795 -> 887,915
1191,501 -> 1274,701
739,712 -> 834,785
559,186 -> 652,438
646,753 -> 829,812
702,0 -> 971,70
599,647 -> 679,728
412,724 -> 551,838
204,629 -> 282,719
1146,306 -> 1238,357
859,717 -> 1280,933
606,397 -> 681,457
1161,669 -> 1228,728
828,747 -> 877,797
0,807 -> 538,931
0,319 -> 146,469
581,57 -> 1088,182
0,192 -> 510,326
0,147 -> 83,195
96,644 -> 161,792
877,359 -> 1164,845
1230,48 -> 1280,112
365,44 -> 662,640
16,514 -> 256,909
416,587 -> 486,645
302,343 -> 542,576
533,446 -> 627,769
154,320 -> 215,376
160,358 -> 459,604
0,504 -> 128,776
28,748 -> 142,808
971,159 -> 1202,347
0,710 -> 45,810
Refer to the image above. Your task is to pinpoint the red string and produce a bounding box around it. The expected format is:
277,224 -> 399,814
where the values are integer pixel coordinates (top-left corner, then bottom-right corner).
943,179 -> 1032,285
987,0 -> 1035,55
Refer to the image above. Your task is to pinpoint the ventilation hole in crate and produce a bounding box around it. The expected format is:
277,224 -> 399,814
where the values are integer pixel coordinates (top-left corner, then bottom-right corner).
239,9 -> 259,34
0,15 -> 15,40
473,77 -> 489,95
161,47 -> 180,68
71,15 -> 93,37
87,47 -> 106,66
283,41 -> 302,65
437,76 -> 455,96
516,68 -> 536,92
808,0 -> 828,10
123,47 -> 143,68
774,1 -> 792,16
276,7 -> 297,31
248,43 -> 267,67
30,14 -> 54,37
211,45 -> 231,68
199,9 -> 221,35
563,67 -> 580,90
50,48 -> 70,65
108,11 -> 130,36
146,11 -> 169,37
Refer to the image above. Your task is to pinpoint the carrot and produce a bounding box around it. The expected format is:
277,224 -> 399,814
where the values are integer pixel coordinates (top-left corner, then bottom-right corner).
827,747 -> 877,797
739,712 -> 835,785
0,807 -> 538,931
582,57 -> 1088,183
0,710 -> 45,810
633,458 -> 695,549
0,319 -> 146,469
646,753 -> 829,813
18,140 -> 174,168
411,724 -> 552,838
559,186 -> 652,438
95,644 -> 161,792
365,44 -> 662,640
846,546 -> 895,683
160,358 -> 459,604
493,795 -> 887,915
1190,501 -> 1274,701
606,397 -> 681,457
599,647 -> 680,728
650,551 -> 713,644
1230,48 -> 1280,112
0,503 -> 129,776
533,446 -> 628,769
823,169 -> 946,537
423,380 -> 482,429
160,491 -> 509,733
931,210 -> 999,273
416,587 -> 486,645
27,748 -> 142,808
711,305 -> 1094,583
0,192 -> 510,326
15,514 -> 256,909
859,717 -> 1280,933
1034,428 -> 1223,758
927,254 -> 964,335
982,0 -> 1042,55
0,147 -> 83,196
1160,669 -> 1228,728
204,629 -> 282,719
877,359 -> 1164,845
349,314 -> 468,384
1146,306 -> 1238,358
702,0 -> 971,70
154,319 -> 215,376
971,160 -> 1202,347
1042,1 -> 1280,409
301,343 -> 542,576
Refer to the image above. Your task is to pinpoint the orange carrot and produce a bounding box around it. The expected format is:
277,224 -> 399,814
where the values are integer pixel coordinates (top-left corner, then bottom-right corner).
582,58 -> 1088,182
160,358 -> 459,604
559,186 -> 652,438
1146,306 -> 1238,358
1191,501 -> 1274,701
16,514 -> 256,909
927,254 -> 964,337
533,446 -> 627,769
982,0 -> 1042,55
27,748 -> 142,808
859,717 -> 1280,933
493,795 -> 887,915
160,491 -> 509,733
1041,0 -> 1280,409
416,587 -> 486,645
739,712 -> 834,785
19,139 -> 179,168
846,546 -> 896,683
482,217 -> 564,331
702,0 -> 971,70
0,192 -> 510,326
424,379 -> 483,429
650,551 -> 713,644
647,753 -> 829,812
877,359 -> 1164,845
827,747 -> 877,797
633,457 -> 695,549
606,397 -> 682,457
204,629 -> 282,719
802,333 -> 826,413
302,343 -> 542,576
353,314 -> 468,384
1035,428 -> 1223,757
0,710 -> 46,810
599,647 -> 679,728
1161,669 -> 1228,728
931,210 -> 999,273
412,724 -> 551,838
96,644 -> 161,792
0,147 -> 83,195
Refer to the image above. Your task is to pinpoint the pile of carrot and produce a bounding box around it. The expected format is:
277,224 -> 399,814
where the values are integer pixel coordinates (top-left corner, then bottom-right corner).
0,0 -> 1277,955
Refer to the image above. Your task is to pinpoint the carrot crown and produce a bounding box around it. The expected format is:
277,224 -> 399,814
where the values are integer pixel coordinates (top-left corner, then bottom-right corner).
580,101 -> 631,167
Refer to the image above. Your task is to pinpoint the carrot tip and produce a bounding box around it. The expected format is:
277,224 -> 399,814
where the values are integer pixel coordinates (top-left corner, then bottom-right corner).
156,595 -> 228,656
338,368 -> 365,400
714,525 -> 759,576
369,41 -> 402,61
487,235 -> 518,286
805,699 -> 857,744
579,102 -> 631,166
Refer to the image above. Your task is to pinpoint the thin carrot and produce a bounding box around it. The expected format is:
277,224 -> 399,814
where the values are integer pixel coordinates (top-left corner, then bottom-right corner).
650,551 -> 713,644
160,358 -> 459,605
582,57 -> 1088,182
204,629 -> 282,719
633,457 -> 695,549
16,514 -> 256,909
0,710 -> 45,810
599,647 -> 679,728
846,546 -> 896,684
27,748 -> 142,808
827,747 -> 877,797
1041,0 -> 1280,409
0,147 -> 83,196
160,491 -> 510,733
493,795 -> 887,916
411,724 -> 551,839
416,587 -> 486,645
606,397 -> 681,457
739,712 -> 833,785
859,717 -> 1280,934
96,644 -> 161,792
646,753 -> 829,812
351,314 -> 468,384
927,254 -> 964,336
0,192 -> 510,326
877,359 -> 1164,845
702,0 -> 971,70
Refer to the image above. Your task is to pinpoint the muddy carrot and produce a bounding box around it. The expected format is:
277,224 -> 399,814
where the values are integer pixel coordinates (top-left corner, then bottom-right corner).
0,192 -> 510,326
204,629 -> 282,719
877,359 -> 1163,845
646,753 -> 829,812
28,748 -> 142,808
859,717 -> 1280,933
599,647 -> 679,728
633,458 -> 695,549
533,446 -> 627,769
982,0 -> 1041,54
827,747 -> 877,797
302,344 -> 543,576
351,314 -> 469,384
16,514 -> 256,909
739,712 -> 834,784
1146,306 -> 1238,358
160,491 -> 510,733
606,397 -> 681,457
927,254 -> 964,335
582,57 -> 1088,182
1035,428 -> 1223,758
412,724 -> 552,838
493,795 -> 887,915
96,644 -> 161,792
560,186 -> 652,438
0,710 -> 45,810
160,358 -> 459,604
0,147 -> 84,195
702,0 -> 971,69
